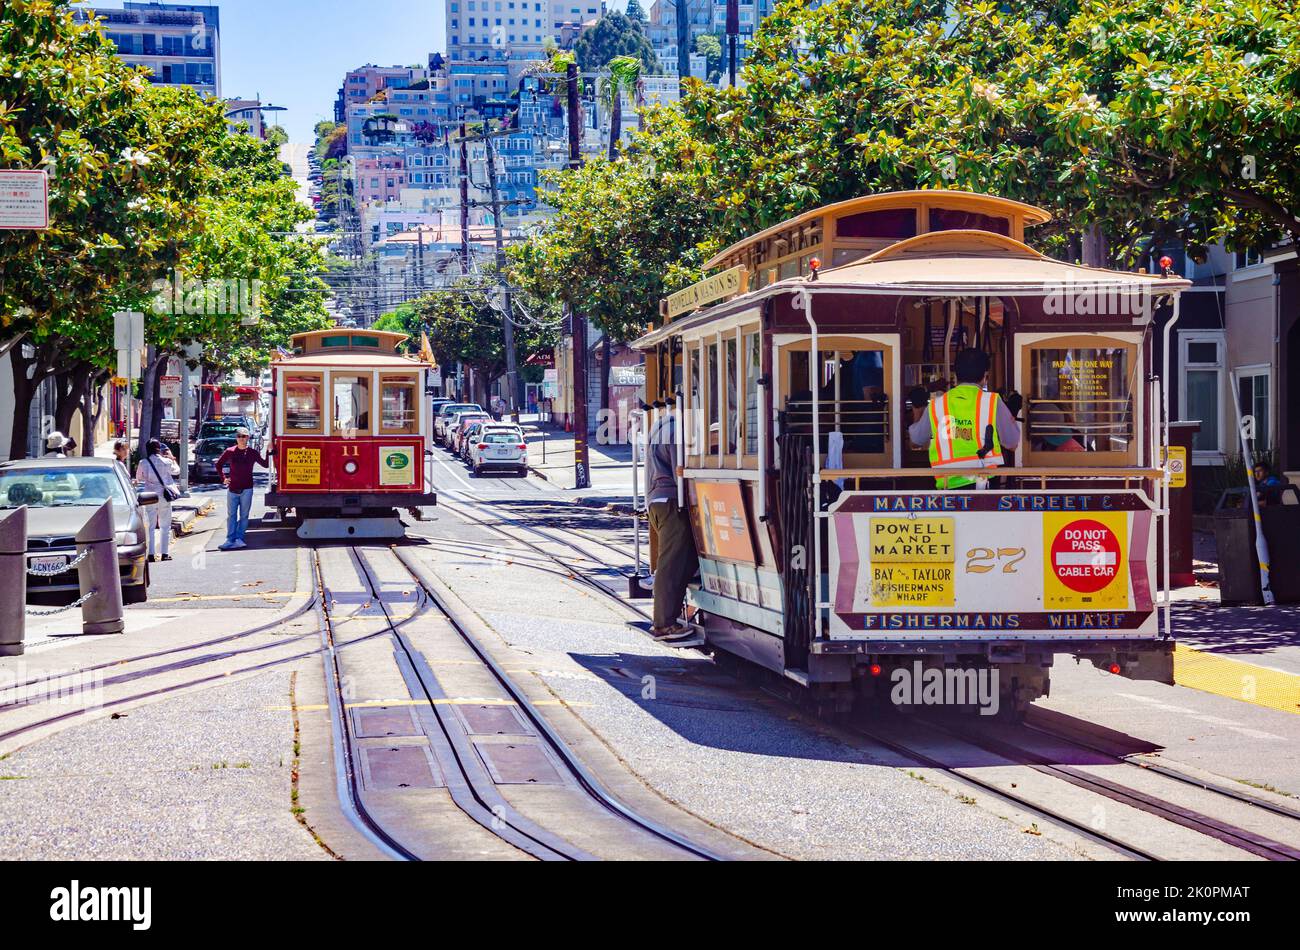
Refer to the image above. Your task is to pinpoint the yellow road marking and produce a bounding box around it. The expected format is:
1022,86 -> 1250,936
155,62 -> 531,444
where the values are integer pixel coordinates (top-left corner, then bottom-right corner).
148,592 -> 292,603
1173,643 -> 1300,716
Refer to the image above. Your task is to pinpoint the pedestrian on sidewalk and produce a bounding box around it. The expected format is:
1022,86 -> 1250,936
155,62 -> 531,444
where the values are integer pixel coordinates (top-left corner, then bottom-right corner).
646,402 -> 699,643
136,438 -> 180,561
42,432 -> 73,458
216,427 -> 267,551
113,439 -> 130,467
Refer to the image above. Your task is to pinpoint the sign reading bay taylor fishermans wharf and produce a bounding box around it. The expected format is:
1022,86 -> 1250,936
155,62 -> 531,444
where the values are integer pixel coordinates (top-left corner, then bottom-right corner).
666,265 -> 748,319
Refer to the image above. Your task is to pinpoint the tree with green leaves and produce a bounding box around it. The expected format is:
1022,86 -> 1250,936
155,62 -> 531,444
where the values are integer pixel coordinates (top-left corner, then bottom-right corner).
601,55 -> 645,160
574,11 -> 659,75
404,278 -> 557,407
626,0 -> 648,22
695,33 -> 723,85
1,2 -> 228,457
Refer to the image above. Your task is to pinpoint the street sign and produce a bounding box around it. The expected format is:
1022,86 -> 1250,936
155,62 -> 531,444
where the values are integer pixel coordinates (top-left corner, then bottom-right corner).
159,375 -> 182,400
0,170 -> 49,229
113,311 -> 145,352
116,349 -> 142,380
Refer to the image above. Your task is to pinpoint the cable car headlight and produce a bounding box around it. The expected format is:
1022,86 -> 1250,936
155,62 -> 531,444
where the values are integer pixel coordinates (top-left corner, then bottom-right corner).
343,460 -> 358,475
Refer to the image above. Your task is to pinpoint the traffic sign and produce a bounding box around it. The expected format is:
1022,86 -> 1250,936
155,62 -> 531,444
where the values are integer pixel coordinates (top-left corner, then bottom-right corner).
1166,445 -> 1187,489
0,170 -> 49,229
1050,518 -> 1120,594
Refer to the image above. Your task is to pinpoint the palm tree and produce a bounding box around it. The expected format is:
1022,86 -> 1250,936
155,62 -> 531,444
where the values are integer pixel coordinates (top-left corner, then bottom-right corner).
601,55 -> 643,162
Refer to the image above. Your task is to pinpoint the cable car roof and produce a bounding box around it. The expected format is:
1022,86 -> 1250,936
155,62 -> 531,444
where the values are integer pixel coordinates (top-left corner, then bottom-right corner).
633,230 -> 1191,351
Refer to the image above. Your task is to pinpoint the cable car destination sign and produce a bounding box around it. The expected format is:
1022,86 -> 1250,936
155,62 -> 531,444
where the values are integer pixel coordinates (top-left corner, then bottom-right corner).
665,266 -> 748,319
826,490 -> 1157,639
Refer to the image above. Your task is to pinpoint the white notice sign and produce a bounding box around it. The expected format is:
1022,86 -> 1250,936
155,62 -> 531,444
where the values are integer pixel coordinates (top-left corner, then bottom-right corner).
0,170 -> 50,229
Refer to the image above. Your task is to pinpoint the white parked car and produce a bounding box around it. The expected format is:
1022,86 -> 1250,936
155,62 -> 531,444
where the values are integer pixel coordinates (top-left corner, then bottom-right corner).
468,427 -> 527,477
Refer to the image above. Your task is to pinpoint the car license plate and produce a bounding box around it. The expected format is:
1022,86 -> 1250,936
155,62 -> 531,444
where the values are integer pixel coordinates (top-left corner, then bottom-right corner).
30,554 -> 69,572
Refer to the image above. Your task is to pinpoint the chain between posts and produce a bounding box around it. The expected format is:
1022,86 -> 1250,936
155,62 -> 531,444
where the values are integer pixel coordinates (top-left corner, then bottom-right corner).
25,589 -> 98,616
25,547 -> 93,577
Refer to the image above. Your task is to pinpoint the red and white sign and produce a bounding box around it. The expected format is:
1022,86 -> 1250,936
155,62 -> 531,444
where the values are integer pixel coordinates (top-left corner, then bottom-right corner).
0,170 -> 50,229
1050,519 -> 1120,593
159,375 -> 182,400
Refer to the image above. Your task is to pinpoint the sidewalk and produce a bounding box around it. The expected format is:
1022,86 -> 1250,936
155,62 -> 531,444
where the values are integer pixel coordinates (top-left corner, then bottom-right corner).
523,420 -> 635,501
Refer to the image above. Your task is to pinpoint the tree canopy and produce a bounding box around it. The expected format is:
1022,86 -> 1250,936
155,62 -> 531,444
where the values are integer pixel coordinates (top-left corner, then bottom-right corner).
574,12 -> 659,75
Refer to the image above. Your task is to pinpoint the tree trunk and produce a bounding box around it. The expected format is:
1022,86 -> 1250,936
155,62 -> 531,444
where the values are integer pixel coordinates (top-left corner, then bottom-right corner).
600,336 -> 611,415
82,372 -> 105,457
1082,225 -> 1109,268
608,89 -> 622,161
8,343 -> 58,460
674,0 -> 691,90
137,348 -> 165,458
54,363 -> 90,440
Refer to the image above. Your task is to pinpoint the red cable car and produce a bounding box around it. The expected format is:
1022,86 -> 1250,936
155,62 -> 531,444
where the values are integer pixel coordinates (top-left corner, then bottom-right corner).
265,329 -> 437,539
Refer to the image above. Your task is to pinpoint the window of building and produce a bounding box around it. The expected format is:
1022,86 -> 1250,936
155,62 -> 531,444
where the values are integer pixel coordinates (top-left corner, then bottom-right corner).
1180,331 -> 1225,462
1236,365 -> 1271,455
332,374 -> 372,435
380,373 -> 420,434
285,373 -> 324,433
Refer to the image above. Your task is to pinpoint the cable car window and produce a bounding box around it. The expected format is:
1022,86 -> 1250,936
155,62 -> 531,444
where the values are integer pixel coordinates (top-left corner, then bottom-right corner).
1027,345 -> 1134,458
333,374 -> 372,435
706,341 -> 719,456
687,343 -> 703,456
285,373 -> 323,433
836,208 -> 916,239
928,208 -> 1010,235
724,336 -> 738,456
380,374 -> 418,434
744,330 -> 760,455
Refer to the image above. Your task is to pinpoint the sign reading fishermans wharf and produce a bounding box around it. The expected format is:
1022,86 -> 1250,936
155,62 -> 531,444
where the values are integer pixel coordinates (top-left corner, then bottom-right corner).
665,265 -> 748,319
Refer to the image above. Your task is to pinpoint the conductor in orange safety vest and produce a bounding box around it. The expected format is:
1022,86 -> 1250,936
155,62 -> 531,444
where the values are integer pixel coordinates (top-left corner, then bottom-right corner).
907,348 -> 1022,489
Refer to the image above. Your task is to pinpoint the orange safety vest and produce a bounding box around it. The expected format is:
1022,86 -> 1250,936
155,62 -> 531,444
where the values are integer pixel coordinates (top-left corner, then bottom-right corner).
927,384 -> 1004,489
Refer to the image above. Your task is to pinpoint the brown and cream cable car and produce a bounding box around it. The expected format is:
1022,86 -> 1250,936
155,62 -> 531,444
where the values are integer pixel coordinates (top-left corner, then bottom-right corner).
265,329 -> 437,539
633,190 -> 1190,715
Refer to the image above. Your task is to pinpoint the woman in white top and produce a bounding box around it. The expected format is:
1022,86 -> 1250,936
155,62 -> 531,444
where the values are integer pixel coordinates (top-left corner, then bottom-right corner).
135,438 -> 180,561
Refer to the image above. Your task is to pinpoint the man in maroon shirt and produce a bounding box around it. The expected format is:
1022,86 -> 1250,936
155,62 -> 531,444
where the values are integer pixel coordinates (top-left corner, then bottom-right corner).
216,428 -> 268,550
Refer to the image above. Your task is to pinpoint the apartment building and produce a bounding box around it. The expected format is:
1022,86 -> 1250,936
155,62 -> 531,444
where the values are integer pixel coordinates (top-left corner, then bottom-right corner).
77,1 -> 221,96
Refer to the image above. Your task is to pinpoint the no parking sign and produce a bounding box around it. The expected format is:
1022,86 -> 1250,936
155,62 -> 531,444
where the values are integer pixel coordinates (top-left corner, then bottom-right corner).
1043,513 -> 1129,610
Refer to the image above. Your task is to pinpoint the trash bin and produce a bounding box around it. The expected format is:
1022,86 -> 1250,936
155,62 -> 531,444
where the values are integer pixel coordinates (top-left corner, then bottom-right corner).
1212,489 -> 1261,605
1212,487 -> 1300,604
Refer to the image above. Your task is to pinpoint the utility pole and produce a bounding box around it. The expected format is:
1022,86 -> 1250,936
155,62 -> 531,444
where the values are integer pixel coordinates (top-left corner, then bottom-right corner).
566,60 -> 590,489
483,133 -> 521,416
726,0 -> 739,88
458,119 -> 471,275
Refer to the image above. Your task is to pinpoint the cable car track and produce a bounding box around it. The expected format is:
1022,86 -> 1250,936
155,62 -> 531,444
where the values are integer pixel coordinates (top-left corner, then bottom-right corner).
315,542 -> 722,861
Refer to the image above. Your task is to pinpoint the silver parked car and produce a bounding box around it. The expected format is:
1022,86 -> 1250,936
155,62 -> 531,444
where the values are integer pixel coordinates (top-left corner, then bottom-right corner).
0,457 -> 158,604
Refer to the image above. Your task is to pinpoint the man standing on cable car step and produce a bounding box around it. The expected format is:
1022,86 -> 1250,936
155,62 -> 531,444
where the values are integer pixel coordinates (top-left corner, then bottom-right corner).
216,427 -> 268,551
907,348 -> 1022,490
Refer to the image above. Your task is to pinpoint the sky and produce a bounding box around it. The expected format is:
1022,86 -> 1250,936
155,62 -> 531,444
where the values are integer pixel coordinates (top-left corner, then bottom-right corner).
89,0 -> 632,145
90,0 -> 443,144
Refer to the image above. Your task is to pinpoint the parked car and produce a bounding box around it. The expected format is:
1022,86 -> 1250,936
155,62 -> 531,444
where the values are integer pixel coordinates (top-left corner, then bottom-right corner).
468,428 -> 528,477
190,436 -> 237,483
434,403 -> 482,445
0,457 -> 156,604
449,412 -> 491,455
461,422 -> 519,462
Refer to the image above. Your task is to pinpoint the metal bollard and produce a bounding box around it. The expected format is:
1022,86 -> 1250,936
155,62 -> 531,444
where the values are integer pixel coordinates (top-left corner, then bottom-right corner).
76,501 -> 123,635
0,506 -> 27,656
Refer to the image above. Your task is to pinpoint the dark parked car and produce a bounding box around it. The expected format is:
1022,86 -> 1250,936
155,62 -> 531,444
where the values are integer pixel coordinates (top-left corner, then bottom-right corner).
190,436 -> 238,483
0,457 -> 156,604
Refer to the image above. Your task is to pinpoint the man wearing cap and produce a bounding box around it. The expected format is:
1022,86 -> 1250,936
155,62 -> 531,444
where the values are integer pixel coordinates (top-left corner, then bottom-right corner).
42,432 -> 73,458
215,428 -> 267,551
